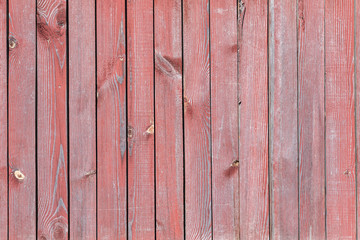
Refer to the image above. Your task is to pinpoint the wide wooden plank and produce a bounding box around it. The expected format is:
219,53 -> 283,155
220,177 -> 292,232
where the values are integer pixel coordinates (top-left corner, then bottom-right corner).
69,0 -> 96,238
97,0 -> 127,239
298,0 -> 325,239
183,0 -> 211,239
8,0 -> 36,238
127,0 -> 155,238
238,1 -> 269,239
37,0 -> 68,238
325,1 -> 356,239
0,0 -> 7,237
268,0 -> 298,238
154,0 -> 183,239
210,0 -> 238,239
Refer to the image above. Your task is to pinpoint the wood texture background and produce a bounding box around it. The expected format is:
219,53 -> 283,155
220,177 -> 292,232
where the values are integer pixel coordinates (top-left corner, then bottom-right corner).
2,0 -> 360,239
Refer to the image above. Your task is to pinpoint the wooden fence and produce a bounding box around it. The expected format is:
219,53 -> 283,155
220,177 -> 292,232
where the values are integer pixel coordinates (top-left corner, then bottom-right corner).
0,0 -> 359,239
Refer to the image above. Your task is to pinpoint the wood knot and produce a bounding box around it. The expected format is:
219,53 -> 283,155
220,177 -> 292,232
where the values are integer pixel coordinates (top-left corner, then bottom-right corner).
144,124 -> 154,135
128,126 -> 135,138
52,224 -> 66,240
9,37 -> 17,49
184,96 -> 192,114
13,169 -> 25,180
344,169 -> 351,176
231,160 -> 239,167
85,170 -> 96,177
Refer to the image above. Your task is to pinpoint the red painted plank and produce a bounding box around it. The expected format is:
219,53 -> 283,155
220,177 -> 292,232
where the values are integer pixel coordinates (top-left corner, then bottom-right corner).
268,0 -> 298,238
154,0 -> 183,239
37,0 -> 68,238
210,0 -> 239,239
0,0 -> 7,237
8,0 -> 36,238
127,0 -> 155,238
298,0 -> 325,239
238,1 -> 269,239
97,0 -> 127,238
183,0 -> 211,239
325,1 -> 356,239
69,0 -> 96,238
357,0 -> 360,238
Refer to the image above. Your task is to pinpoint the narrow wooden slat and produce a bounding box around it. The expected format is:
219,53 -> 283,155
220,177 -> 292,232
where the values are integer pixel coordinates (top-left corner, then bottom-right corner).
97,0 -> 127,238
154,0 -> 183,239
37,0 -> 68,238
268,0 -> 298,238
325,1 -> 356,238
210,0 -> 239,239
8,0 -> 36,238
0,0 -> 7,236
127,0 -> 155,238
183,0 -> 211,239
238,1 -> 269,239
69,0 -> 96,238
298,0 -> 325,239
357,0 -> 360,238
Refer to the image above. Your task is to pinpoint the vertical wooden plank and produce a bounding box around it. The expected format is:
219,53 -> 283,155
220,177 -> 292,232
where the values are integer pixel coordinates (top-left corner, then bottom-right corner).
298,0 -> 325,239
69,0 -> 96,238
238,0 -> 269,239
210,0 -> 239,239
325,1 -> 356,239
127,0 -> 155,239
357,0 -> 360,238
183,0 -> 211,239
8,0 -> 36,237
96,0 -> 127,239
37,0 -> 68,238
268,0 -> 298,239
154,0 -> 183,239
0,0 -> 7,237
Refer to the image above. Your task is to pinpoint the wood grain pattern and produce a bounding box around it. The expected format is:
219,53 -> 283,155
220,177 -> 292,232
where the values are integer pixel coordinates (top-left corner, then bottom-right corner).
154,0 -> 183,239
37,0 -> 68,238
97,0 -> 127,238
298,0 -> 325,239
238,0 -> 269,239
69,0 -> 96,238
325,1 -> 356,239
183,0 -> 211,239
8,0 -> 36,238
357,0 -> 360,238
127,0 -> 155,239
210,0 -> 238,239
268,0 -> 298,239
0,0 -> 7,237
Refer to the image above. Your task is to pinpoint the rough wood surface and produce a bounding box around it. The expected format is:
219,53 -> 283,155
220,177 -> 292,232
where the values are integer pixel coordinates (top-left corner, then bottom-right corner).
183,0 -> 212,239
97,0 -> 127,238
268,0 -> 298,239
357,0 -> 360,238
210,0 -> 239,239
127,0 -> 155,239
298,0 -> 325,239
325,1 -> 356,239
69,0 -> 96,238
8,0 -> 36,238
238,0 -> 269,239
37,0 -> 68,238
154,0 -> 184,239
0,0 -> 7,237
